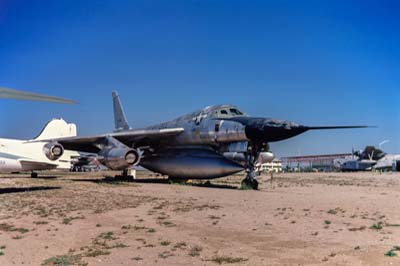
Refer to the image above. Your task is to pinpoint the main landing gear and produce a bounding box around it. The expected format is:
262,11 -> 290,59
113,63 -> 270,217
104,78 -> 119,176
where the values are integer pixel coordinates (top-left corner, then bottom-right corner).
114,169 -> 135,182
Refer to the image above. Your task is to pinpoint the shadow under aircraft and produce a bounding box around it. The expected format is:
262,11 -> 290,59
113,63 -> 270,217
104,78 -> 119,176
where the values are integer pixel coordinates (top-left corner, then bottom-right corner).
33,91 -> 368,189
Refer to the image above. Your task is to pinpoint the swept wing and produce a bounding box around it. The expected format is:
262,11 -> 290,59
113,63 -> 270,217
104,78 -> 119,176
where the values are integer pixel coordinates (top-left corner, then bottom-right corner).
29,128 -> 185,153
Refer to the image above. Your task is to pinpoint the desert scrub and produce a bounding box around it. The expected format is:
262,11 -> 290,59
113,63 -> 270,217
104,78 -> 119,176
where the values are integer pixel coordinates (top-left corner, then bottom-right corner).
41,254 -> 85,266
160,241 -> 171,246
327,209 -> 338,215
385,245 -> 400,257
98,231 -> 117,240
188,245 -> 203,257
370,222 -> 383,230
210,256 -> 248,264
174,242 -> 187,249
85,249 -> 111,257
62,216 -> 85,225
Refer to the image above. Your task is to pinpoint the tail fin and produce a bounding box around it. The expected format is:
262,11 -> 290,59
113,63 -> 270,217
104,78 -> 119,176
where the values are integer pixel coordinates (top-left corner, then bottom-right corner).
34,119 -> 77,140
112,91 -> 130,131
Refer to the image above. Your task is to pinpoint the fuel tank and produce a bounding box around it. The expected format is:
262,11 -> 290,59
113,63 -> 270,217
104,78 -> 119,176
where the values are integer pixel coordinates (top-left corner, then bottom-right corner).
140,148 -> 244,179
257,152 -> 275,164
223,151 -> 275,166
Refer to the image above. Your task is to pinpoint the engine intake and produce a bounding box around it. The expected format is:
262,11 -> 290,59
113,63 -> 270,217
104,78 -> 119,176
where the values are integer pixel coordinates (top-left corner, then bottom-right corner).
43,142 -> 64,161
98,147 -> 140,170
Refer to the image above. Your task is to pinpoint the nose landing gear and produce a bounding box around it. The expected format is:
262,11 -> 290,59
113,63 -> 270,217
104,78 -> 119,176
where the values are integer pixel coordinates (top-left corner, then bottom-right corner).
241,169 -> 259,190
241,141 -> 268,190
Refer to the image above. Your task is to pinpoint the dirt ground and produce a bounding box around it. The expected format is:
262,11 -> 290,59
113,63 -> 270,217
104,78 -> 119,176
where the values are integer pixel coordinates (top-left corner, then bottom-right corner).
0,171 -> 400,266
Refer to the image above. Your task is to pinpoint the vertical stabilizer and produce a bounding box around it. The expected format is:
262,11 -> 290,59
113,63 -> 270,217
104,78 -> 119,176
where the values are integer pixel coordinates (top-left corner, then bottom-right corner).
112,91 -> 130,131
33,119 -> 77,140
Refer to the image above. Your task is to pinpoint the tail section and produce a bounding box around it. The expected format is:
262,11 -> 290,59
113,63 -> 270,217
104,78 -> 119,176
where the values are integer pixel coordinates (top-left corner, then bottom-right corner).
112,91 -> 130,131
34,119 -> 77,140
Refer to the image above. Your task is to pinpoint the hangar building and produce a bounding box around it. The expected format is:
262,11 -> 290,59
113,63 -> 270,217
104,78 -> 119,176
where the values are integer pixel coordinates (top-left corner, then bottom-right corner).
281,153 -> 352,172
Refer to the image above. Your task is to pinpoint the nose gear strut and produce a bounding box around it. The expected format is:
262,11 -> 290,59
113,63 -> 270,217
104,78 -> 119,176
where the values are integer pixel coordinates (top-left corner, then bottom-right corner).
241,141 -> 269,190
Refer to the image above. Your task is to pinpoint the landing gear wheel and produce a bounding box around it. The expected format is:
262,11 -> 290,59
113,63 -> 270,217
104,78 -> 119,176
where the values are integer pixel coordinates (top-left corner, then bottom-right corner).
31,172 -> 38,178
114,169 -> 134,182
241,178 -> 258,190
114,175 -> 134,182
168,177 -> 187,185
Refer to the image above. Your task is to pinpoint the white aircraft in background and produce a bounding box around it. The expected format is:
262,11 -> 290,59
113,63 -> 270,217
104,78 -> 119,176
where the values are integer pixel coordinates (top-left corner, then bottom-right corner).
0,119 -> 78,177
335,144 -> 400,172
0,86 -> 75,104
0,86 -> 76,176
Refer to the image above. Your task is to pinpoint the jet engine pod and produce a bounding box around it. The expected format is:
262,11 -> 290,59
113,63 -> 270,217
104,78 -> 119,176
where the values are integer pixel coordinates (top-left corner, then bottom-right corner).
223,151 -> 275,165
98,147 -> 140,170
140,148 -> 244,179
43,142 -> 64,161
257,152 -> 275,164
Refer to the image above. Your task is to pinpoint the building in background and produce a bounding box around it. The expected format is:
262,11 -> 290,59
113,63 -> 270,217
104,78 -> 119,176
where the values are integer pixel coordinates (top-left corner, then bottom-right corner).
281,153 -> 352,172
258,160 -> 282,173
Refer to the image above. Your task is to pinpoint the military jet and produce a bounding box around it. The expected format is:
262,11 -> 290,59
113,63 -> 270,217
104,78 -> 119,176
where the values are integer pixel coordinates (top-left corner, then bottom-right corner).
33,91 -> 367,189
0,86 -> 76,104
337,146 -> 400,171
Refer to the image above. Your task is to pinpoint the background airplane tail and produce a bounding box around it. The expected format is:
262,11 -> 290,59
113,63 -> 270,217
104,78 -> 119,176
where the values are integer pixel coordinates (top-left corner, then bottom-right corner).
33,118 -> 77,140
112,91 -> 130,131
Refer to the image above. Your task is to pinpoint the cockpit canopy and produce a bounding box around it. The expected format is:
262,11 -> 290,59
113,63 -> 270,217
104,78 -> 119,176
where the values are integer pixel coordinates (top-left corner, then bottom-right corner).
211,106 -> 246,119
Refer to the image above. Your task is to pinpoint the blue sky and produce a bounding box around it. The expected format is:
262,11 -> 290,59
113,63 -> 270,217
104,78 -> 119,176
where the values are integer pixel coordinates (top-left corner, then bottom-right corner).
0,0 -> 399,156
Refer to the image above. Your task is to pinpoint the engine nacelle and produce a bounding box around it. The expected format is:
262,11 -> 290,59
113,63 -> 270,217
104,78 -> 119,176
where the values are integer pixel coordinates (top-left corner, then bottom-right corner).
223,151 -> 275,165
98,147 -> 140,170
257,152 -> 275,164
43,142 -> 64,161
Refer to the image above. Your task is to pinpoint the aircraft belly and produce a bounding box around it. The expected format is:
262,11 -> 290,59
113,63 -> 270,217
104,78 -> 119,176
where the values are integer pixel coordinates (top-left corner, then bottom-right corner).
0,158 -> 22,172
140,149 -> 244,179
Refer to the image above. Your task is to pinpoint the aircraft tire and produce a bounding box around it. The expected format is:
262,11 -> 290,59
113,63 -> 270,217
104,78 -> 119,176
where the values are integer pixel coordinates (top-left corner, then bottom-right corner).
241,178 -> 258,190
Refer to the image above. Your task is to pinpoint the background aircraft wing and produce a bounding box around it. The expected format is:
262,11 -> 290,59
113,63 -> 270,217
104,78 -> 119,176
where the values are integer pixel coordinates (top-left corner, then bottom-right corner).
0,86 -> 76,104
33,128 -> 185,153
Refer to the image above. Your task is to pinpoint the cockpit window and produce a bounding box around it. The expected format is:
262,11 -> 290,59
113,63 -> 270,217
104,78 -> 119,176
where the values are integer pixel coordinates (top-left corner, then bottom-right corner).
211,107 -> 245,119
230,108 -> 243,115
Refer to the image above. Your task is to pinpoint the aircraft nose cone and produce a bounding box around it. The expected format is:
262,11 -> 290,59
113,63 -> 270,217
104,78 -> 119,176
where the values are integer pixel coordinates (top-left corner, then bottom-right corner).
228,117 -> 308,142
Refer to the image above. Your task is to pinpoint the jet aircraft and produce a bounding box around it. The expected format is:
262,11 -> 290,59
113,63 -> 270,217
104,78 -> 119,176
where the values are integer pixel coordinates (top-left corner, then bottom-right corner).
0,86 -> 77,176
336,146 -> 400,171
34,91 -> 367,189
0,86 -> 75,104
0,119 -> 78,177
